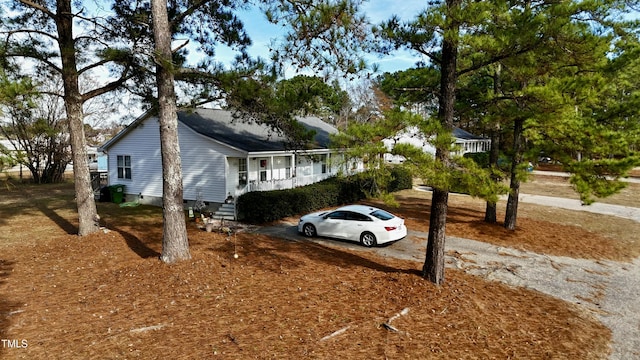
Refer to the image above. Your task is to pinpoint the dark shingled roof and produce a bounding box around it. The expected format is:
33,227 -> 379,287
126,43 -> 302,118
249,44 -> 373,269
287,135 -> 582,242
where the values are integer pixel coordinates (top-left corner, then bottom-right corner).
453,127 -> 486,140
178,109 -> 337,152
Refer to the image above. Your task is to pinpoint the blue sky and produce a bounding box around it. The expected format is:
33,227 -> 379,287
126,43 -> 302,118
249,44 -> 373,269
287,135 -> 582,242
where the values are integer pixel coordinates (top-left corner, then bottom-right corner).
103,1 -> 430,124
208,1 -> 430,78
113,1 -> 639,122
210,2 -> 640,79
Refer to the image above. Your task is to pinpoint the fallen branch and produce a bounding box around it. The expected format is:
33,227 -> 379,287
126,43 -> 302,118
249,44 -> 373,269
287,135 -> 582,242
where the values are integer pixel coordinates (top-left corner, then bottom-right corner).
319,326 -> 350,341
130,324 -> 167,333
381,307 -> 410,335
7,309 -> 25,316
387,307 -> 409,323
382,323 -> 400,332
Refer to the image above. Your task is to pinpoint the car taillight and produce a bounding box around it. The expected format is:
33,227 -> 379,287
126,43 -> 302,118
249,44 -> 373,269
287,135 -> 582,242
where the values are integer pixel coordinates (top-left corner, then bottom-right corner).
384,226 -> 397,231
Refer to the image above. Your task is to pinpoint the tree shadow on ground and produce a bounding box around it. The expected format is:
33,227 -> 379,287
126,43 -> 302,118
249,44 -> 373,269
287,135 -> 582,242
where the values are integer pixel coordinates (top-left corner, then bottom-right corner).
0,182 -> 76,230
207,233 -> 422,277
96,202 -> 164,259
35,201 -> 78,235
110,226 -> 161,259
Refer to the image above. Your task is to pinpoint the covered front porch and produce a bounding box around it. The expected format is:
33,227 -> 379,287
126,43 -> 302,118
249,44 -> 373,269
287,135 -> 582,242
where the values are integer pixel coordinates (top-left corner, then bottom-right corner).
226,152 -> 337,198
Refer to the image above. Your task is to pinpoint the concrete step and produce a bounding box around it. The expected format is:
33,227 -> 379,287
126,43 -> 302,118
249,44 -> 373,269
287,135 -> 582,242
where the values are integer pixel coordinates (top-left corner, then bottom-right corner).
214,214 -> 236,221
213,203 -> 236,220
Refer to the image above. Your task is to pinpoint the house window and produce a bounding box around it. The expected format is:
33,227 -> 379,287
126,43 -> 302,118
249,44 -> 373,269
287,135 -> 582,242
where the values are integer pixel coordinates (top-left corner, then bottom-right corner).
238,158 -> 247,187
285,157 -> 292,178
259,158 -> 268,181
320,154 -> 328,174
117,155 -> 131,179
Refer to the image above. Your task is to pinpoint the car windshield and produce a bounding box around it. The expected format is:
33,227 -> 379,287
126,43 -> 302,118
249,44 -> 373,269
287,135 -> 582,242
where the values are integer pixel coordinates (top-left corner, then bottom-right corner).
370,209 -> 394,221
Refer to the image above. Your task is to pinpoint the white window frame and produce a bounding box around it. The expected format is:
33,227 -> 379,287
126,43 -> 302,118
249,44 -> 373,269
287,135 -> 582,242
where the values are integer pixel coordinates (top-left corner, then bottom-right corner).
238,158 -> 247,187
117,155 -> 132,179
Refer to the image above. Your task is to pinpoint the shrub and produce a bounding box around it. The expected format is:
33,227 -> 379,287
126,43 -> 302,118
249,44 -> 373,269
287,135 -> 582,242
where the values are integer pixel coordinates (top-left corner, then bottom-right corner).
237,177 -> 352,223
236,170 -> 414,224
388,166 -> 413,192
463,151 -> 490,168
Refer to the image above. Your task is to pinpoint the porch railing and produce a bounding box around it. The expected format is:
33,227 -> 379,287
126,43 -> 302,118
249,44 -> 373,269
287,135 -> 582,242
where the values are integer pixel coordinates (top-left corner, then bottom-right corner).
234,174 -> 333,197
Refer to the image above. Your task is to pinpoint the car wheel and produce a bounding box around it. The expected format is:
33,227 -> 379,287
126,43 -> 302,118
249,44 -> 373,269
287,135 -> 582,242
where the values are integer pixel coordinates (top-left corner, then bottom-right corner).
360,232 -> 377,247
302,223 -> 317,237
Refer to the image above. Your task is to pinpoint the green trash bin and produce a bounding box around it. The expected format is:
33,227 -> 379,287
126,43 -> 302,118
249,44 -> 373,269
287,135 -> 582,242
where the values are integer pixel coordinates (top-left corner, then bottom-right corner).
109,184 -> 125,204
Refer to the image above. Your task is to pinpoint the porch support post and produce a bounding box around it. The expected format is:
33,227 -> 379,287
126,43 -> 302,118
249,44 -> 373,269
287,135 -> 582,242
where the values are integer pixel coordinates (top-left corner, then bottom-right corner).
246,155 -> 251,191
270,155 -> 274,181
224,156 -> 229,198
291,153 -> 296,187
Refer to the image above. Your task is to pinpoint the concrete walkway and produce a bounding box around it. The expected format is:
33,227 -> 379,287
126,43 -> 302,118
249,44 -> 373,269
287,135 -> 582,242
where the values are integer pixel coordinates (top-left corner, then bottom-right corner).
525,170 -> 640,221
415,185 -> 640,223
512,193 -> 640,222
531,170 -> 640,184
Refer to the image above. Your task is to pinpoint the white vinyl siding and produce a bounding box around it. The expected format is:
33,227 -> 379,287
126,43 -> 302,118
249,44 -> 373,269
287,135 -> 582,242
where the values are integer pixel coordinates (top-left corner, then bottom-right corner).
107,118 -> 162,197
106,117 -> 245,203
179,121 -> 242,202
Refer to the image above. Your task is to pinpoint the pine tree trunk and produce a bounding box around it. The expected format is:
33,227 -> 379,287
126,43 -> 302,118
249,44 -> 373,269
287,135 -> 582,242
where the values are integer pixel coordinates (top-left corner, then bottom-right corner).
485,202 -> 497,223
504,177 -> 520,230
422,0 -> 460,285
152,0 -> 191,263
504,118 -> 524,230
485,66 -> 502,223
423,187 -> 449,284
484,127 -> 500,223
55,0 -> 99,236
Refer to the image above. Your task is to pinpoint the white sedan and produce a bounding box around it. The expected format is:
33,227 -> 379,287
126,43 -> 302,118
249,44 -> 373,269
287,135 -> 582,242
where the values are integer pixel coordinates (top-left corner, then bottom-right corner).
297,205 -> 407,247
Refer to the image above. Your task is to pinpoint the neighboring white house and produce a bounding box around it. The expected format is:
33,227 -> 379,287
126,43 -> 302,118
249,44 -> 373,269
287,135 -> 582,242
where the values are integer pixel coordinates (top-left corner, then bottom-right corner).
0,139 -> 23,174
99,108 -> 360,209
383,126 -> 491,164
1,139 -> 105,178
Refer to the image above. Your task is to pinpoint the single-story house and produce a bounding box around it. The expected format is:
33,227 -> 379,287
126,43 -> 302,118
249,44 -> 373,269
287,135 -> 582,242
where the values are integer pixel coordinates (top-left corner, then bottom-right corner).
383,126 -> 491,163
99,108 -> 360,214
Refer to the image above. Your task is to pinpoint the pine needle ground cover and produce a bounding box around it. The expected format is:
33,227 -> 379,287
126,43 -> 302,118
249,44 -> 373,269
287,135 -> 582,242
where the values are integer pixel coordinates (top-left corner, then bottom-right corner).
2,175 -> 636,358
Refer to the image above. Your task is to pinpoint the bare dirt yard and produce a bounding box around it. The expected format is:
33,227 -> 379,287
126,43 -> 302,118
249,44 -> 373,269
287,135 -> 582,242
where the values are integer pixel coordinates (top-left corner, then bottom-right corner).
1,174 -> 638,359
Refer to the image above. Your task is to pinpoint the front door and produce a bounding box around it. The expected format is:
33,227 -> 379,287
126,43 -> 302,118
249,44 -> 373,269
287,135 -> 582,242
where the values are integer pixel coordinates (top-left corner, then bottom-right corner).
259,158 -> 268,181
